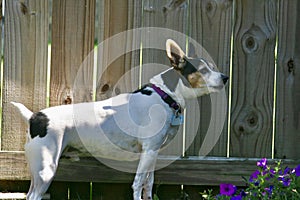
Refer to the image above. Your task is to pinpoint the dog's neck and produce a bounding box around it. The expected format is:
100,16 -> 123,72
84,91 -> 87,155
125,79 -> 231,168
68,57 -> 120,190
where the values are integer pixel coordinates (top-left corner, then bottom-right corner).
150,68 -> 188,108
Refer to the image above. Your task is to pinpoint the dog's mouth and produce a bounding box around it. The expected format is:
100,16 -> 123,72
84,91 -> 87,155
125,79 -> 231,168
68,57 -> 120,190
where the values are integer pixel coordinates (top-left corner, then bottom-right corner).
210,85 -> 225,90
199,84 -> 224,91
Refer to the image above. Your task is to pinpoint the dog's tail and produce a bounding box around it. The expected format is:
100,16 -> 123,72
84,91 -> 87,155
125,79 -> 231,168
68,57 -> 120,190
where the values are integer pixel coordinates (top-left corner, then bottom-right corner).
11,102 -> 33,122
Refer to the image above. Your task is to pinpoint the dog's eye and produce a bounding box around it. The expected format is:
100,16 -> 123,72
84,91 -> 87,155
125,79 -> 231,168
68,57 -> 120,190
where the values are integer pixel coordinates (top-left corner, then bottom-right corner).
199,68 -> 209,74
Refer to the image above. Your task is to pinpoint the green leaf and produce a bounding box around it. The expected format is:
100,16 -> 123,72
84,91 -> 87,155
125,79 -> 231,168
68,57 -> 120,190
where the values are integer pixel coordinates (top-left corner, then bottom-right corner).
153,194 -> 160,200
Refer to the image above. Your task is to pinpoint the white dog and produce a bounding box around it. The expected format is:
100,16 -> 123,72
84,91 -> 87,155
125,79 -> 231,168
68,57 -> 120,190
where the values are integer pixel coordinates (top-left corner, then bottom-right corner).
12,39 -> 228,200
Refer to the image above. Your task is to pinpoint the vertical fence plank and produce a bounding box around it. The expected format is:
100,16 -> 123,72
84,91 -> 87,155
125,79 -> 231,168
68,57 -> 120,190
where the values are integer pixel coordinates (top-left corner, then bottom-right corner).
49,0 -> 96,197
92,183 -> 132,200
186,0 -> 233,157
96,0 -> 142,100
0,1 -> 3,149
230,0 -> 277,157
275,0 -> 300,159
154,185 -> 184,200
2,0 -> 49,150
93,0 -> 142,196
48,181 -> 69,200
141,0 -> 188,197
141,0 -> 188,158
69,182 -> 91,200
142,0 -> 188,69
50,0 -> 95,106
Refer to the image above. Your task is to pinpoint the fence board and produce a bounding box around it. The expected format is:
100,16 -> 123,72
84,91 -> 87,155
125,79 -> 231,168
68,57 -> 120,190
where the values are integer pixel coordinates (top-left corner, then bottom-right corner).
4,152 -> 299,186
69,182 -> 91,200
48,181 -> 69,200
0,1 -> 2,149
142,0 -> 188,70
275,0 -> 300,159
186,0 -> 232,157
95,0 -> 141,100
230,0 -> 277,158
2,0 -> 49,150
92,183 -> 132,200
50,0 -> 95,106
155,185 -> 183,200
141,0 -> 188,157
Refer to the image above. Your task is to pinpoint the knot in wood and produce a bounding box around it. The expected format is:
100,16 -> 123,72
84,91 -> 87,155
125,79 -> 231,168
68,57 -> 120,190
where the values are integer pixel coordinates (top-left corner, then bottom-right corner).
247,112 -> 258,127
238,126 -> 244,133
20,2 -> 28,15
205,0 -> 217,16
287,59 -> 294,73
64,95 -> 72,104
101,84 -> 110,92
114,87 -> 121,95
206,2 -> 213,12
241,24 -> 267,54
242,35 -> 258,53
234,107 -> 261,136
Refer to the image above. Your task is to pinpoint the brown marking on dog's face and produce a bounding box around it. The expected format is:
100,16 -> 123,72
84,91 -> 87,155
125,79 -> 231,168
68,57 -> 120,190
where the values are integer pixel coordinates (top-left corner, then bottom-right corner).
187,71 -> 206,88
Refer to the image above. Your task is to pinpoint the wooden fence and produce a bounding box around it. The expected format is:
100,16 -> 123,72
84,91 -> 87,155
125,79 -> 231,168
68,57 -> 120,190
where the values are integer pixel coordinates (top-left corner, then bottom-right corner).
0,0 -> 300,199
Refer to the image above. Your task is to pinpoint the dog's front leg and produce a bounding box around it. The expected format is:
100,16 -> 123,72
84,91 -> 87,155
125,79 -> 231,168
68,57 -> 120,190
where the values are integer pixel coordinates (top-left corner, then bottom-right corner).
142,171 -> 154,200
132,150 -> 158,200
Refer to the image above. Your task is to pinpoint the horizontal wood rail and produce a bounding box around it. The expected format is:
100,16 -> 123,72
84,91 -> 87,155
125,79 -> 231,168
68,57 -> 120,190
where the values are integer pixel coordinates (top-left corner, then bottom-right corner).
1,151 -> 299,186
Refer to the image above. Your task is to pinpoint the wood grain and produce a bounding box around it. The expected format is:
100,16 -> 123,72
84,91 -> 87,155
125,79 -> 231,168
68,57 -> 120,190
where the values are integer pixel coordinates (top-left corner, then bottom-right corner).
275,0 -> 300,159
141,0 -> 188,156
95,0 -> 142,100
0,1 -> 2,150
1,152 -> 299,186
2,0 -> 49,150
50,0 -> 95,106
186,0 -> 232,157
230,0 -> 277,157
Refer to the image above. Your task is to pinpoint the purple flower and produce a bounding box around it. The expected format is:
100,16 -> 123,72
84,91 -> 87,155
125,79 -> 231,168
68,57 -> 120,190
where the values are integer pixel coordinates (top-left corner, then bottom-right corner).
283,167 -> 291,175
269,168 -> 276,176
220,183 -> 237,196
239,190 -> 247,197
294,165 -> 300,177
282,177 -> 291,186
265,185 -> 274,196
250,170 -> 260,182
230,196 -> 242,200
278,175 -> 291,187
257,158 -> 267,169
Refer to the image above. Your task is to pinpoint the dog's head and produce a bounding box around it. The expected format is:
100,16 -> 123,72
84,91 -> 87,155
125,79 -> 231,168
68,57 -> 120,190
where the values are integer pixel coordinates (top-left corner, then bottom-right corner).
165,39 -> 228,98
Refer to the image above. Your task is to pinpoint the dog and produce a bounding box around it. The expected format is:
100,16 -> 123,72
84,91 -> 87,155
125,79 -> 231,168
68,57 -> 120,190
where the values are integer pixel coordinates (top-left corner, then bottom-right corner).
12,39 -> 228,200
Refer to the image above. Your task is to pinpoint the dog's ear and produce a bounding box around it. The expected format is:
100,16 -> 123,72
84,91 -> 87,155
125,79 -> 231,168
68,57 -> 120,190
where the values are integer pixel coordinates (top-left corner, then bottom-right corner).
166,39 -> 186,69
188,42 -> 197,58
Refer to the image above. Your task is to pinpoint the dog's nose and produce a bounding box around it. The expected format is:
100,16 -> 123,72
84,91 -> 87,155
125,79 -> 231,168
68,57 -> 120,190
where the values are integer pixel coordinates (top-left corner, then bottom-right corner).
221,74 -> 229,84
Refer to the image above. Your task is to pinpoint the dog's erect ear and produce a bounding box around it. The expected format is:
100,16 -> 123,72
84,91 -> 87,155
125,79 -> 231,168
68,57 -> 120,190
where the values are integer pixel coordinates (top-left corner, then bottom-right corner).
188,42 -> 197,58
166,39 -> 186,69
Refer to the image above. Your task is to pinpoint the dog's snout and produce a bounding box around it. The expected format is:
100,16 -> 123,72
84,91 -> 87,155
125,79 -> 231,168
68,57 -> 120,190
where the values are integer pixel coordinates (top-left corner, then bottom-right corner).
221,74 -> 229,84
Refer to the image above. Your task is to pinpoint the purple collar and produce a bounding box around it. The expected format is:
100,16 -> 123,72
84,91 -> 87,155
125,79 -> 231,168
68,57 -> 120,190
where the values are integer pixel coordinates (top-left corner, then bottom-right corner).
150,84 -> 181,113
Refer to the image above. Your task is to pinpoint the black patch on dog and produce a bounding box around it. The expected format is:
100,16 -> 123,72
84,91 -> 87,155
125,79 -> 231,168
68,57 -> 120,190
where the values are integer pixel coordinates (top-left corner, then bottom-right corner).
161,69 -> 180,91
180,58 -> 199,80
161,63 -> 197,91
29,112 -> 49,139
133,85 -> 153,96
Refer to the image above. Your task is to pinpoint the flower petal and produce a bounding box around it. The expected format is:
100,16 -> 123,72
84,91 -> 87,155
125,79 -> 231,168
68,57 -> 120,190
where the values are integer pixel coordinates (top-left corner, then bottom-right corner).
220,183 -> 237,196
257,158 -> 267,169
294,165 -> 300,177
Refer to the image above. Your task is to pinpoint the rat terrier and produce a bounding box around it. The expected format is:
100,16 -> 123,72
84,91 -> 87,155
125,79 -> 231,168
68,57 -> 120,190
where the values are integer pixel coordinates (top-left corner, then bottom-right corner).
12,39 -> 228,200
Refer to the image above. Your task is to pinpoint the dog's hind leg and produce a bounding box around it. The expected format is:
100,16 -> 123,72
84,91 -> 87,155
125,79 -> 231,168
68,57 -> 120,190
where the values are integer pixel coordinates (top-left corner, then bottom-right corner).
25,133 -> 64,200
132,150 -> 158,200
